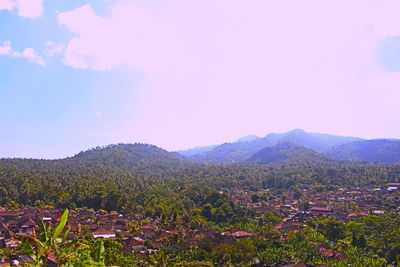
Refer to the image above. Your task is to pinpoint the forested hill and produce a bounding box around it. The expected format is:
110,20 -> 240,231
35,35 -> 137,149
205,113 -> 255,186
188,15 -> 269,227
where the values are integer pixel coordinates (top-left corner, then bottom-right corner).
182,129 -> 362,164
0,143 -> 194,174
1,141 -> 400,212
245,142 -> 336,167
71,143 -> 195,171
326,139 -> 400,164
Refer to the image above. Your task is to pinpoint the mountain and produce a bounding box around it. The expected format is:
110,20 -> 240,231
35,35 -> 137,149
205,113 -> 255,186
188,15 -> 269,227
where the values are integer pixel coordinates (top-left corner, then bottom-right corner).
326,139 -> 400,164
182,129 -> 362,164
245,142 -> 335,166
0,143 -> 193,173
71,143 -> 194,171
236,135 -> 260,143
177,145 -> 218,157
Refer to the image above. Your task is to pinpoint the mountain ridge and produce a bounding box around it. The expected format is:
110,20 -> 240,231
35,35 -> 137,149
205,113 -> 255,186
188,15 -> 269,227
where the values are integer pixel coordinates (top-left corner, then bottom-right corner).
1,130 -> 400,166
245,142 -> 336,167
181,129 -> 363,164
326,139 -> 400,164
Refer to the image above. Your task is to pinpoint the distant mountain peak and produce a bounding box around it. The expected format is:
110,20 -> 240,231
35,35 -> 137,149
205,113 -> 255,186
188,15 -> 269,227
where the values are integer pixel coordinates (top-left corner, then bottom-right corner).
236,135 -> 260,143
288,129 -> 307,134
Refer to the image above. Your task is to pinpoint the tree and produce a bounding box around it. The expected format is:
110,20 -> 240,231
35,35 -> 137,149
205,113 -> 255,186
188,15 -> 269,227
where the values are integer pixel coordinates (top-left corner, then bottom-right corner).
345,221 -> 366,248
251,194 -> 260,203
201,204 -> 213,220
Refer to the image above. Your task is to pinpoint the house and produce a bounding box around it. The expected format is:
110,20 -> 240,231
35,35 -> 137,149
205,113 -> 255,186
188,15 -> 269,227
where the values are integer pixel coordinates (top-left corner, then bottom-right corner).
141,226 -> 156,239
121,237 -> 146,254
372,210 -> 384,215
310,207 -> 332,215
93,229 -> 116,239
387,183 -> 400,187
0,223 -> 12,239
18,218 -> 38,235
275,222 -> 303,232
230,231 -> 252,239
0,210 -> 20,220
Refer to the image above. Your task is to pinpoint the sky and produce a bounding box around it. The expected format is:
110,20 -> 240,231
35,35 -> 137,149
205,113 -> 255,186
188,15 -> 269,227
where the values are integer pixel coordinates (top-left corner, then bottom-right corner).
1,0 -> 400,159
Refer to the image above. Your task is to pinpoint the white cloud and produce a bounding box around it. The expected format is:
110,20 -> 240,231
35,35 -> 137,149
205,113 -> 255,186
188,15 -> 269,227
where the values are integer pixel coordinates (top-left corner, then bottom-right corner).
0,0 -> 43,18
0,40 -> 12,55
57,0 -> 400,147
44,41 -> 65,56
17,0 -> 43,18
0,40 -> 45,65
20,48 -> 44,65
57,4 -> 190,74
0,0 -> 16,11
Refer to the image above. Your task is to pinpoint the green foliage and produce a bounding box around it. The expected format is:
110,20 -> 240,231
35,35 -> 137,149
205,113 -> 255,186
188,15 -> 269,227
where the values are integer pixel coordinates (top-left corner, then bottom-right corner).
2,142 -> 400,266
15,209 -> 71,267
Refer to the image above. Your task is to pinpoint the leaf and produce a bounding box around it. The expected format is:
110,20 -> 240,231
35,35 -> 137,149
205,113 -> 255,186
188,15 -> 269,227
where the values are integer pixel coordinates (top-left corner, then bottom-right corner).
21,241 -> 35,258
94,239 -> 105,262
39,218 -> 48,243
62,228 -> 71,243
52,209 -> 69,240
14,234 -> 45,250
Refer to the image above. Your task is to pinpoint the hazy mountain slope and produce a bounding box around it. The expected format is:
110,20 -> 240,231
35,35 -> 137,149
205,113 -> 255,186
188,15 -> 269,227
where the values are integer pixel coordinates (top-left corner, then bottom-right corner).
279,130 -> 363,152
235,135 -> 260,143
246,142 -> 335,166
185,129 -> 362,164
187,135 -> 281,164
177,145 -> 218,157
326,139 -> 400,164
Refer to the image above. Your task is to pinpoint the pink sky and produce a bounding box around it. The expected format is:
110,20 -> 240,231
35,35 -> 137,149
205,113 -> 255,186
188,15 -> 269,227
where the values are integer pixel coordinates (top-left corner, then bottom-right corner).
2,0 -> 400,156
57,0 -> 400,150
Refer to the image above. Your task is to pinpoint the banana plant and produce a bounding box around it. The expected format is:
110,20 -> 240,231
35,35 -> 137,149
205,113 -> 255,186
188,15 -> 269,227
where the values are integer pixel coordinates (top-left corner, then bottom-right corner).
94,239 -> 105,263
15,209 -> 70,267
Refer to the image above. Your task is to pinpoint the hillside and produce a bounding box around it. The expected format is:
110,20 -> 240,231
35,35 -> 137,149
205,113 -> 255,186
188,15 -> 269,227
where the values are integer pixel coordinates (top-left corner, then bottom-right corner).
245,142 -> 335,166
0,143 -> 194,174
326,139 -> 400,164
70,143 -> 194,171
177,145 -> 218,157
183,129 -> 361,164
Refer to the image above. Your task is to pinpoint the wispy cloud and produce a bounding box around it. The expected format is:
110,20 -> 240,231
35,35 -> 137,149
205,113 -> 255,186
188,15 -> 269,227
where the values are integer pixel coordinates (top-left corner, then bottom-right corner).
44,41 -> 65,56
0,40 -> 45,65
0,0 -> 43,18
0,40 -> 12,55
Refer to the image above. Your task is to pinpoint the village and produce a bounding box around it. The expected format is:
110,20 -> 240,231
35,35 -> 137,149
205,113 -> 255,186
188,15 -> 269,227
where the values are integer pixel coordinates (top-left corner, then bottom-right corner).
1,183 -> 400,266
232,182 -> 400,227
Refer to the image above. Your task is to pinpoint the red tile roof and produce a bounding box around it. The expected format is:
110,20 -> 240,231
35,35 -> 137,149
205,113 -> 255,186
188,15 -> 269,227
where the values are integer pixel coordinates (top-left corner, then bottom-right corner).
310,207 -> 332,212
230,231 -> 252,237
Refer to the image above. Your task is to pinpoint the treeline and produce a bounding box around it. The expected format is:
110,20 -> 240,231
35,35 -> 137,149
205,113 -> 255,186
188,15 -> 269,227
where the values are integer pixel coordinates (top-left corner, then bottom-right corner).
1,160 -> 400,212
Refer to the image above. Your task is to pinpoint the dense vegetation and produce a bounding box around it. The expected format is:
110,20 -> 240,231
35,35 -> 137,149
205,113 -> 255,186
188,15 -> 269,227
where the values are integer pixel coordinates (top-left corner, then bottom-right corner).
2,140 -> 400,266
9,207 -> 400,266
1,142 -> 400,212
